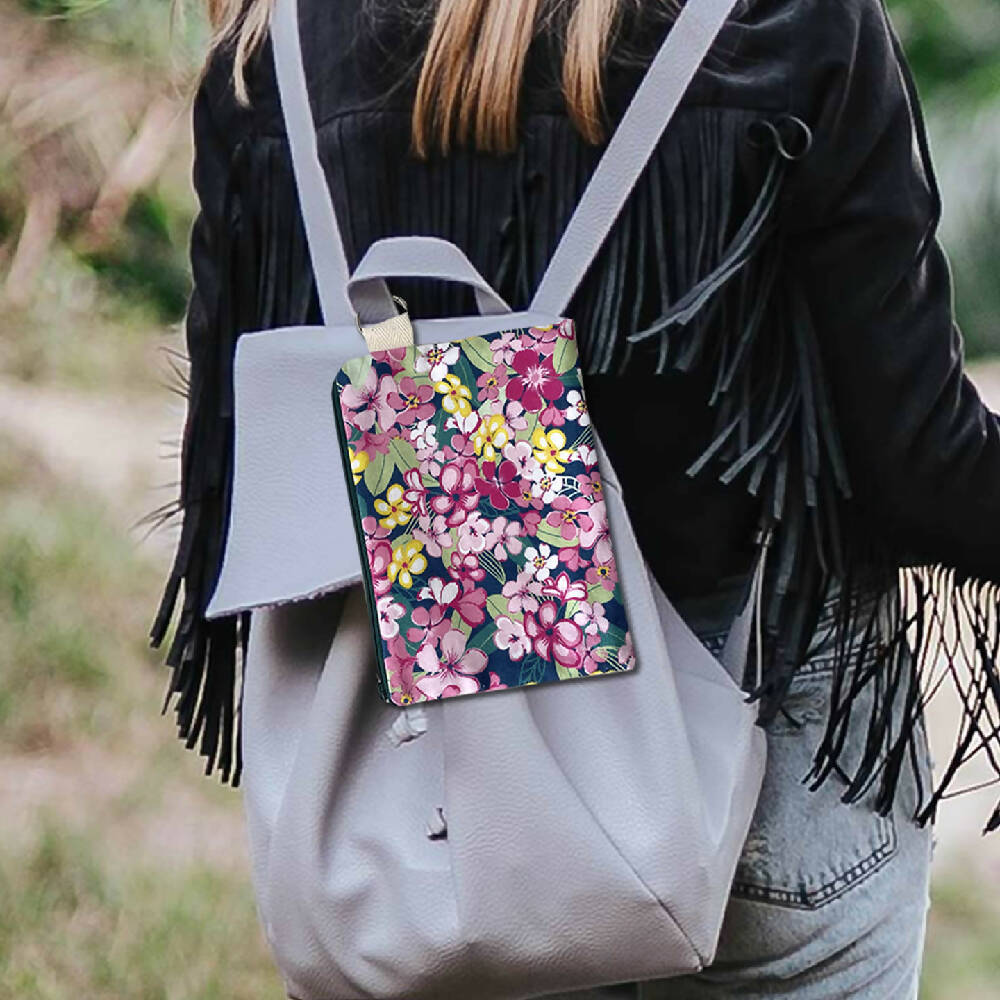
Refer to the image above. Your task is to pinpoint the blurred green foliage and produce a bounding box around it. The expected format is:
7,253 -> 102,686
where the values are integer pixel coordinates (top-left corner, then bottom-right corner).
892,0 -> 1000,101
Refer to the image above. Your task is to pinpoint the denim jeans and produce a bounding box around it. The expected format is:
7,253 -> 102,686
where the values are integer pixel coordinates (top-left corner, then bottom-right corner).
542,573 -> 937,1000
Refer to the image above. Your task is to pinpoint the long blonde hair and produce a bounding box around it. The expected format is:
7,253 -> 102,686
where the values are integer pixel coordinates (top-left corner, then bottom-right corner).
206,0 -> 645,156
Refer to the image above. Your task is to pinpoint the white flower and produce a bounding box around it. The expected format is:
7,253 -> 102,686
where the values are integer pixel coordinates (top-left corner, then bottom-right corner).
565,389 -> 590,426
377,594 -> 405,639
414,342 -> 460,382
503,440 -> 541,480
445,411 -> 480,435
410,418 -> 438,455
523,543 -> 559,582
531,473 -> 560,504
494,616 -> 530,660
575,444 -> 598,468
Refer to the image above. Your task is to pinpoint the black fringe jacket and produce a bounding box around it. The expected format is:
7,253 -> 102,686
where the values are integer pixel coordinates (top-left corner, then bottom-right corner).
151,0 -> 1000,833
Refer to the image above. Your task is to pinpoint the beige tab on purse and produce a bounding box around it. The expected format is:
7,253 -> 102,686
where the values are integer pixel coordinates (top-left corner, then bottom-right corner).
359,295 -> 414,352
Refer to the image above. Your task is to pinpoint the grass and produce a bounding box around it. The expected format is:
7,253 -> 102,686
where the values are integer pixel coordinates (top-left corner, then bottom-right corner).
0,819 -> 280,1000
0,432 -> 282,998
0,435 -> 155,751
922,874 -> 1000,999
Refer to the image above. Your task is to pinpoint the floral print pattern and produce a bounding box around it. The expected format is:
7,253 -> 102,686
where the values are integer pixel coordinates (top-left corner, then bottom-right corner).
333,321 -> 634,706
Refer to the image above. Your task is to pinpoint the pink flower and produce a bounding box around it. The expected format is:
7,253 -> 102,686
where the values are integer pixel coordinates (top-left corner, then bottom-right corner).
501,569 -> 541,615
457,512 -> 491,554
541,571 -> 587,605
494,616 -> 531,660
378,346 -> 409,376
503,400 -> 530,432
585,559 -> 619,588
522,510 -> 543,535
490,329 -> 522,366
451,582 -> 488,627
362,516 -> 391,541
413,577 -> 486,629
448,550 -> 486,584
572,601 -> 610,638
402,468 -> 429,517
446,413 -> 481,458
476,364 -> 509,401
487,672 -> 508,691
577,472 -> 603,500
367,539 -> 394,597
506,350 -> 564,413
539,402 -> 566,427
415,629 -> 488,699
385,636 -> 420,705
339,368 -> 396,432
503,440 -> 540,480
475,459 -> 520,511
377,594 -> 405,639
579,500 -> 612,562
355,428 -> 391,457
527,324 -> 561,356
388,376 -> 436,426
484,516 -> 523,560
430,460 -> 479,526
546,496 -> 595,543
413,513 -> 452,559
558,546 -> 585,572
523,601 -> 584,669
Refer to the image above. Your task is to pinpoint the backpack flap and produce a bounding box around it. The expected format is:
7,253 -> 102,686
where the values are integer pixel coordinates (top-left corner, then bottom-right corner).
205,244 -> 553,619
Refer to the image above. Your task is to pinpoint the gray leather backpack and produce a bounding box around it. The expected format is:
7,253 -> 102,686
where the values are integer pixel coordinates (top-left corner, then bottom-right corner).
206,0 -> 767,995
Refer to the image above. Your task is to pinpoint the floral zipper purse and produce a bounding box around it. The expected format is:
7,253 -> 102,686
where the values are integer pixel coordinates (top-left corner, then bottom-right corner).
332,312 -> 635,706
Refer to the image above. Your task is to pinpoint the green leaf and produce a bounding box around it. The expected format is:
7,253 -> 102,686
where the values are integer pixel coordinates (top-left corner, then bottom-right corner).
467,623 -> 498,653
535,522 -> 577,549
552,337 -> 579,375
555,663 -> 580,681
363,451 -> 394,497
342,355 -> 373,389
486,594 -> 509,620
587,584 -> 615,605
451,612 -> 472,639
389,436 -> 419,474
478,550 -> 506,586
460,336 -> 497,373
517,656 -> 547,686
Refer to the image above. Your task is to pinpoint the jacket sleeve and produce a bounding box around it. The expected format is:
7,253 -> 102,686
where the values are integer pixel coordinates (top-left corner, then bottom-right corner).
779,0 -> 1000,582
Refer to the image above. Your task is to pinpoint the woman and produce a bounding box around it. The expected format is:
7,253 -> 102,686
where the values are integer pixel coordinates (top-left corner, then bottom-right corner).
152,0 -> 1000,994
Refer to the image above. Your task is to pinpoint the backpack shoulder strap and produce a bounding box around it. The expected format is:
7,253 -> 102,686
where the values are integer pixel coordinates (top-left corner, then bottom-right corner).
530,0 -> 740,317
271,0 -> 355,326
272,0 -> 738,325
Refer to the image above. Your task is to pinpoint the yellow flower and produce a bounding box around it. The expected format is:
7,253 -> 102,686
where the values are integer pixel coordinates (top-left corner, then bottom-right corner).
532,427 -> 571,474
473,413 -> 510,462
388,539 -> 427,589
435,373 -> 473,418
374,483 -> 413,530
349,447 -> 369,486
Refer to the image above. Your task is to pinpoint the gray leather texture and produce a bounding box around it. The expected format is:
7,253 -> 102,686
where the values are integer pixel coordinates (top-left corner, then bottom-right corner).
349,235 -> 512,323
241,472 -> 766,998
